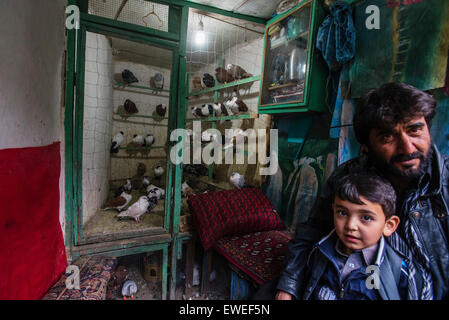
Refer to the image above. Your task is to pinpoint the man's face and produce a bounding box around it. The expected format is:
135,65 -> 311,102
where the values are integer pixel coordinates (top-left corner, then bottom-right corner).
367,116 -> 432,178
333,196 -> 396,255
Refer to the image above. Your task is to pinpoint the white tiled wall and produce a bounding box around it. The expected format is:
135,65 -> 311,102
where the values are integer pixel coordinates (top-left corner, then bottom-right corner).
111,60 -> 171,181
82,32 -> 114,225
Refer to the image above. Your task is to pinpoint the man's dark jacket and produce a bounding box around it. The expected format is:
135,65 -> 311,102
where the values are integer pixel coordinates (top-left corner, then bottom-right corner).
277,145 -> 449,299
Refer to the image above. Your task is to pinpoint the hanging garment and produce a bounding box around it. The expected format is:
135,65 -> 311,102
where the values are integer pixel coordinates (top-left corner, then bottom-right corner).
316,1 -> 356,71
265,166 -> 284,212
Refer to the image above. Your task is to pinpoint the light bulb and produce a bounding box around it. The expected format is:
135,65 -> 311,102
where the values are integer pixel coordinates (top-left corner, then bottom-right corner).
195,20 -> 206,46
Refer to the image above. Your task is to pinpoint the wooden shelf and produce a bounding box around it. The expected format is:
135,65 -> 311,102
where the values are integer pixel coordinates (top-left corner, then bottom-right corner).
119,145 -> 168,151
269,31 -> 309,50
268,82 -> 298,91
187,75 -> 260,97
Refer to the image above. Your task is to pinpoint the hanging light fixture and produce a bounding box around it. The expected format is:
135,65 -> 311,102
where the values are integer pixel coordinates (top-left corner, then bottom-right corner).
195,18 -> 206,46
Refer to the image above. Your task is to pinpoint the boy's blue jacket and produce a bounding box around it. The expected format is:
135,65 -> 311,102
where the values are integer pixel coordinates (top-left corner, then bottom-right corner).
301,231 -> 416,300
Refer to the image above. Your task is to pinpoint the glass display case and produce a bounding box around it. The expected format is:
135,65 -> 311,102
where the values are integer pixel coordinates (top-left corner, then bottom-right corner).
258,0 -> 327,114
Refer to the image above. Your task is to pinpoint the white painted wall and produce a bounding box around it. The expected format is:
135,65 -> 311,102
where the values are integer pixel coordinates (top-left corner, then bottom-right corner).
82,32 -> 114,224
0,0 -> 67,233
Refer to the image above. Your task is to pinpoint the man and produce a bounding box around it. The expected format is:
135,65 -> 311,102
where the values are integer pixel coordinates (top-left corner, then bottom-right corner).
276,82 -> 449,300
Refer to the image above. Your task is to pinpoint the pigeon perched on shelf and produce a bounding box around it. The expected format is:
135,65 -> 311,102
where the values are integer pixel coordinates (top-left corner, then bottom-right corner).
103,191 -> 132,212
191,106 -> 203,119
144,134 -> 154,147
156,104 -> 167,117
230,172 -> 251,189
154,165 -> 164,179
193,76 -> 203,90
201,104 -> 214,117
225,97 -> 248,115
226,64 -> 252,80
124,99 -> 138,114
153,72 -> 164,89
201,130 -> 219,143
118,195 -> 153,223
111,131 -> 124,154
202,73 -> 215,88
181,181 -> 194,197
132,134 -> 144,146
122,69 -> 138,84
121,280 -> 138,299
215,67 -> 234,83
114,179 -> 132,197
212,103 -> 223,117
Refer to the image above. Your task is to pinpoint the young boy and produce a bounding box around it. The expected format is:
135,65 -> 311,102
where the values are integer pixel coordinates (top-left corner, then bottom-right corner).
300,172 -> 430,300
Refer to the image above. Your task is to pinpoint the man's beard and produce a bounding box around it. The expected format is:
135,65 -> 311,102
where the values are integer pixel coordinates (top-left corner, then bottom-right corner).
368,147 -> 433,180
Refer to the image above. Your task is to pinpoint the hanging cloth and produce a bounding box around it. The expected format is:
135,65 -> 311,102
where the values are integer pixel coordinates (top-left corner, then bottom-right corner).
316,1 -> 356,71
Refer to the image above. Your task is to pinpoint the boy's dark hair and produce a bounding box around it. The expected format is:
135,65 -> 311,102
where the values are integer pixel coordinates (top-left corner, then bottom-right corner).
334,173 -> 396,219
353,82 -> 436,147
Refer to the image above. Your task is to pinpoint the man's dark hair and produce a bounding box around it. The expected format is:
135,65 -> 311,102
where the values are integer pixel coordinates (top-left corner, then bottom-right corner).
353,82 -> 436,147
334,173 -> 397,219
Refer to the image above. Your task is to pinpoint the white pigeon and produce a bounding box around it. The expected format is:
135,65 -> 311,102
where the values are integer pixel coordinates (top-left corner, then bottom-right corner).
181,181 -> 194,197
124,179 -> 132,191
111,131 -> 124,153
121,280 -> 138,299
212,103 -> 222,116
132,134 -> 144,146
103,191 -> 132,212
201,104 -> 214,117
154,165 -> 164,178
118,195 -> 151,223
146,184 -> 165,199
144,134 -> 154,147
230,172 -> 246,189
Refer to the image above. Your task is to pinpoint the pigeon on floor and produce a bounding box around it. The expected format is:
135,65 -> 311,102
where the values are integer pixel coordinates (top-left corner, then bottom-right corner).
156,104 -> 167,117
124,99 -> 138,114
153,72 -> 164,89
121,280 -> 138,299
122,69 -> 138,84
225,63 -> 252,80
137,163 -> 146,176
230,172 -> 250,189
144,134 -> 154,147
146,185 -> 165,199
111,131 -> 124,154
103,191 -> 132,212
114,179 -> 132,197
142,176 -> 150,189
181,181 -> 194,197
118,195 -> 151,223
154,165 -> 164,179
132,134 -> 144,146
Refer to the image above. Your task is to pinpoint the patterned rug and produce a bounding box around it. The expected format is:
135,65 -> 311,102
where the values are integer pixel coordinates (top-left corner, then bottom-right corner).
42,255 -> 117,300
213,230 -> 293,285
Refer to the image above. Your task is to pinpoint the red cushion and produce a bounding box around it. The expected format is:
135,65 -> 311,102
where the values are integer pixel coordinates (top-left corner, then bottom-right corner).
213,230 -> 294,285
187,188 -> 285,250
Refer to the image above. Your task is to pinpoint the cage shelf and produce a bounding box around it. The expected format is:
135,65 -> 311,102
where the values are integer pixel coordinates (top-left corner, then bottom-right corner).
187,75 -> 260,97
185,113 -> 258,122
113,81 -> 171,93
113,112 -> 169,120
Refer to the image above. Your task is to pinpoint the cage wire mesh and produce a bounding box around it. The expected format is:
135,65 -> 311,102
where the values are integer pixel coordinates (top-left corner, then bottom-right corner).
82,31 -> 171,236
89,0 -> 169,32
185,10 -> 268,187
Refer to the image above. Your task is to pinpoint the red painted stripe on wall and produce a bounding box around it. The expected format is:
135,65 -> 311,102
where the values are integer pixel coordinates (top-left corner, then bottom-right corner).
0,142 -> 67,299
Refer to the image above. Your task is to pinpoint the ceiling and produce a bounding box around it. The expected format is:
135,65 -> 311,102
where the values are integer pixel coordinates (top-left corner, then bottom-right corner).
88,0 -> 282,68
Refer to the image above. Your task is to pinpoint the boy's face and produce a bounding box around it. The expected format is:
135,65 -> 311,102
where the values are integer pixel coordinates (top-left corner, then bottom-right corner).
333,196 -> 400,255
